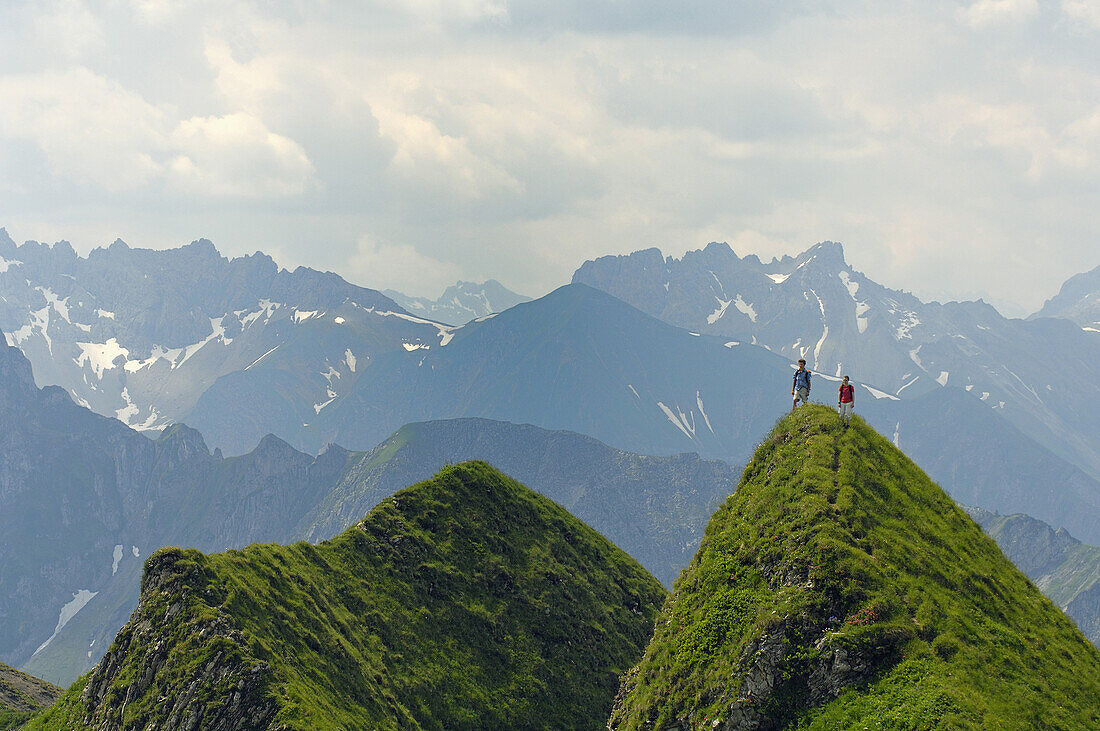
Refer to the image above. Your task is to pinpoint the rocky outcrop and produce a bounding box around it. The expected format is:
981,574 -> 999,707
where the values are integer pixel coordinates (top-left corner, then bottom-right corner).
75,549 -> 279,731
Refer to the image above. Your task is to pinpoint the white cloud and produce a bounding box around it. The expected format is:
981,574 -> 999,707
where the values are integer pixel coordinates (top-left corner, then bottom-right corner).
0,67 -> 313,198
0,1 -> 1097,312
0,67 -> 166,190
957,0 -> 1040,28
348,236 -> 463,296
1063,0 -> 1100,29
168,113 -> 315,197
34,0 -> 106,60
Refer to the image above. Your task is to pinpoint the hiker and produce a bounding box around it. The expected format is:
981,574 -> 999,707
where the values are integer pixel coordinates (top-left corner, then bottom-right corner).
791,359 -> 811,410
838,375 -> 855,426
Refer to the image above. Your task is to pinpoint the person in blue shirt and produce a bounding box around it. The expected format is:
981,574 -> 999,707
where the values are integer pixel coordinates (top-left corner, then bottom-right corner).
792,358 -> 811,411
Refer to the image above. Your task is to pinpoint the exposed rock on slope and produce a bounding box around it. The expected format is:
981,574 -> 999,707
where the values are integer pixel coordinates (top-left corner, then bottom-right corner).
31,462 -> 666,730
608,406 -> 1100,729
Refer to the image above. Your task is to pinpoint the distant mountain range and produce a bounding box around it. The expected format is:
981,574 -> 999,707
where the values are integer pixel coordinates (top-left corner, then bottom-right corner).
0,229 -> 448,440
0,339 -> 732,685
383,279 -> 531,325
3,232 -> 1099,539
1032,264 -> 1100,331
573,241 -> 1100,480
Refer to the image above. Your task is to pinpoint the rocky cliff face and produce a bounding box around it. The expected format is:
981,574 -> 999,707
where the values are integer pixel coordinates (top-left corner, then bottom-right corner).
0,229 -> 444,454
74,550 -> 279,731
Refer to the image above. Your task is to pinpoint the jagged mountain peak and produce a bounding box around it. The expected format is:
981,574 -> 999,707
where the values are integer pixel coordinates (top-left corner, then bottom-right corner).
382,277 -> 531,326
609,406 -> 1100,729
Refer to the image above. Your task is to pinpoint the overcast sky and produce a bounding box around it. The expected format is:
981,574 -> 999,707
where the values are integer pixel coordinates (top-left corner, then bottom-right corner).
1,0 -> 1097,314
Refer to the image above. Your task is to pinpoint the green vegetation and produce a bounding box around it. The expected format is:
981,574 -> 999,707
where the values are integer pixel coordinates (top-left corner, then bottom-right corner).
0,662 -> 60,730
609,406 -> 1100,729
31,461 -> 666,730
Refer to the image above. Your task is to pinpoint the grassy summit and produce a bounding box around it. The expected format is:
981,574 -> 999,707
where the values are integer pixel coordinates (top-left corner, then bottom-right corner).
31,461 -> 665,730
608,406 -> 1100,729
0,662 -> 60,730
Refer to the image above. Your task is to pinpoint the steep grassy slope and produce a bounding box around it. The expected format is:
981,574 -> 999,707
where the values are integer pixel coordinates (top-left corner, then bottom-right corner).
31,462 -> 666,730
0,663 -> 59,730
609,406 -> 1100,729
968,506 -> 1100,647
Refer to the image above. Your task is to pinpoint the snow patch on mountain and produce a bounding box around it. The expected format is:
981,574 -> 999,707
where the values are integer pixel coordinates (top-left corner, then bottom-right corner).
0,256 -> 22,273
33,589 -> 98,656
239,299 -> 280,328
345,349 -> 357,372
892,308 -> 921,340
112,544 -> 123,575
696,391 -> 714,434
37,287 -> 71,323
767,272 -> 790,284
242,345 -> 278,371
656,401 -> 695,440
733,294 -> 757,322
864,384 -> 899,400
314,388 -> 337,413
116,387 -> 139,423
937,370 -> 950,386
76,338 -> 129,378
95,308 -> 115,319
707,297 -> 732,324
897,375 -> 920,395
838,271 -> 870,333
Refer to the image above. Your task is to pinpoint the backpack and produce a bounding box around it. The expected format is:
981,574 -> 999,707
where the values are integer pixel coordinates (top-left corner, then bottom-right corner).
839,383 -> 854,402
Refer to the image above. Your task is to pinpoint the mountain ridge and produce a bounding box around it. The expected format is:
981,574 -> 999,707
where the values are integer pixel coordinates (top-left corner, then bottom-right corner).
29,462 -> 666,730
608,406 -> 1100,728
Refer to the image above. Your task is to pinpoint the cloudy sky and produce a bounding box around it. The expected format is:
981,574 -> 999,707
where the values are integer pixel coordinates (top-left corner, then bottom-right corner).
0,0 -> 1097,314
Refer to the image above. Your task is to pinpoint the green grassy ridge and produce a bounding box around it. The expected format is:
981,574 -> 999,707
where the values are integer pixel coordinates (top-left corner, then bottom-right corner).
31,461 -> 666,730
0,662 -> 60,730
609,406 -> 1100,729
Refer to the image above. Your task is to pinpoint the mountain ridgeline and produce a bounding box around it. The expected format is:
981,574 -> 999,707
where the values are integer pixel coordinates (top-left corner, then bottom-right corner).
1,330 -> 728,685
4,233 -> 1100,552
573,241 -> 1100,481
609,407 -> 1100,729
29,462 -> 666,730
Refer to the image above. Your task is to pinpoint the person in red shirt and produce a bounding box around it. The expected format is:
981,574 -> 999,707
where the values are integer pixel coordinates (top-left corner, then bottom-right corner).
838,375 -> 855,426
